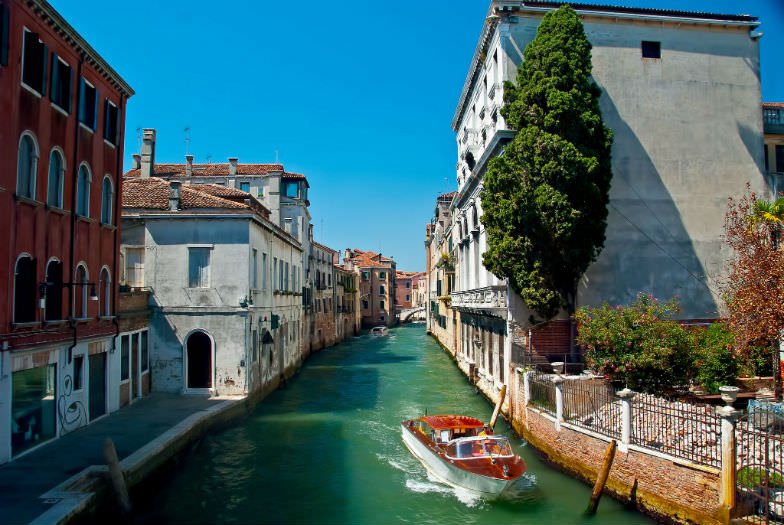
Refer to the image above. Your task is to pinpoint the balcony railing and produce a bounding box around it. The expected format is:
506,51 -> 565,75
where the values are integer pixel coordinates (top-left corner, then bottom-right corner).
451,285 -> 507,311
763,106 -> 784,133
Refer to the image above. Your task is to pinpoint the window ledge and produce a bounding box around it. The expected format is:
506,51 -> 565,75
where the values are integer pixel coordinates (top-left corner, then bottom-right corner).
12,322 -> 40,329
43,319 -> 69,326
20,82 -> 42,98
98,315 -> 116,320
47,205 -> 70,215
100,223 -> 116,231
15,195 -> 42,207
76,215 -> 95,224
103,139 -> 116,149
72,317 -> 91,324
79,122 -> 95,134
50,102 -> 70,117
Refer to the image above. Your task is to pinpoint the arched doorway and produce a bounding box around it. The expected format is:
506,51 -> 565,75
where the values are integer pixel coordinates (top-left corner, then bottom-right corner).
186,331 -> 212,389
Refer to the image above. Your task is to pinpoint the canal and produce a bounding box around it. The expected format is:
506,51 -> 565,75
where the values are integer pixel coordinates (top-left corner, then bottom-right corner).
134,324 -> 655,524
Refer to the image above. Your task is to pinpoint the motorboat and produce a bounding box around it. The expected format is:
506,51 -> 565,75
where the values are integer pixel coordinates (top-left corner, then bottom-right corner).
401,414 -> 526,497
370,326 -> 389,336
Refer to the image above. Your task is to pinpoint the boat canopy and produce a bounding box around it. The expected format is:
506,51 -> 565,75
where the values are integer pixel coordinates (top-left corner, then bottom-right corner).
418,415 -> 485,430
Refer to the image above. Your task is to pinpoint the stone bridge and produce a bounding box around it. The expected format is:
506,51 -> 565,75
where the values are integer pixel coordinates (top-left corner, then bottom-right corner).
397,306 -> 425,323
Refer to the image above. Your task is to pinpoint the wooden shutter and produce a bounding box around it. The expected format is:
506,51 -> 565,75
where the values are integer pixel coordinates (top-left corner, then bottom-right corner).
40,43 -> 47,95
50,53 -> 58,102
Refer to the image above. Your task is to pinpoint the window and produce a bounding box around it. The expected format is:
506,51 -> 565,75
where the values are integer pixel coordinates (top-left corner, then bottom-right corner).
240,182 -> 250,193
14,255 -> 36,323
262,253 -> 268,289
103,99 -> 118,144
121,335 -> 129,381
406,295 -> 410,302
273,257 -> 278,290
0,3 -> 9,67
285,262 -> 289,291
380,300 -> 385,309
406,282 -> 411,289
379,272 -> 386,279
78,78 -> 97,130
362,271 -> 369,281
777,145 -> 784,173
22,30 -> 47,95
99,267 -> 111,316
101,176 -> 113,224
73,355 -> 84,390
74,264 -> 88,318
188,248 -> 210,288
641,41 -> 661,59
47,149 -> 64,207
76,164 -> 91,216
379,285 -> 385,295
50,55 -> 72,112
362,300 -> 368,310
11,364 -> 56,456
124,247 -> 144,287
285,183 -> 298,198
252,249 -> 258,289
279,260 -> 284,290
17,133 -> 38,199
141,331 -> 149,372
44,259 -> 63,321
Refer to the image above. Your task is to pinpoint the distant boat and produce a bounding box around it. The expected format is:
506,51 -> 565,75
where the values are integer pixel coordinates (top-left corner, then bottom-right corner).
401,414 -> 526,497
370,326 -> 389,337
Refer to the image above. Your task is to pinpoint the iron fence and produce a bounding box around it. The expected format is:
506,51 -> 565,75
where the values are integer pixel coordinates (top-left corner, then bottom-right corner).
735,401 -> 784,525
562,380 -> 622,439
528,371 -> 556,416
630,393 -> 721,468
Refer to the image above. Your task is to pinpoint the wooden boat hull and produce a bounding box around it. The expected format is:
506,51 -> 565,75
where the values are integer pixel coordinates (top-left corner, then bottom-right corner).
400,424 -> 514,497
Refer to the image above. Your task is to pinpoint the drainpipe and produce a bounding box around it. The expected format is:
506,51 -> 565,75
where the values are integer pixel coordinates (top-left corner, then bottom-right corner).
110,93 -> 125,357
67,55 -> 85,363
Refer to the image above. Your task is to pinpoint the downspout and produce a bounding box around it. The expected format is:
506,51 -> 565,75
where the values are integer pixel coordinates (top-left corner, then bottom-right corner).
110,93 -> 125,357
67,54 -> 85,363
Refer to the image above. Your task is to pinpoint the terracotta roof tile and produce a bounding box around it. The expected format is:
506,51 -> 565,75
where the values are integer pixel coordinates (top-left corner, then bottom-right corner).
764,102 -> 784,108
347,249 -> 395,269
124,163 -> 284,178
122,178 -> 248,210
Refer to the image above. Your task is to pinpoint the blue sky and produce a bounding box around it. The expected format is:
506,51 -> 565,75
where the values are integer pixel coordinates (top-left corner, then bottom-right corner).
51,1 -> 783,272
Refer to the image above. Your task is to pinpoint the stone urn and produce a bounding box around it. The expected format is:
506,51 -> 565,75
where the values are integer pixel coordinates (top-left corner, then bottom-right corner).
551,362 -> 564,375
719,385 -> 740,406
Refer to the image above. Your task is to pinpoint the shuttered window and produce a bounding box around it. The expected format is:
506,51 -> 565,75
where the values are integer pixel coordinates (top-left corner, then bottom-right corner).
50,55 -> 72,112
104,99 -> 119,144
78,78 -> 97,130
22,30 -> 47,94
1,3 -> 10,67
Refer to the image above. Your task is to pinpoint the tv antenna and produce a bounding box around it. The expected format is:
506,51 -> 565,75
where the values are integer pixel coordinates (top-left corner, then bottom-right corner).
184,126 -> 191,155
275,149 -> 279,163
135,128 -> 141,154
206,154 -> 212,164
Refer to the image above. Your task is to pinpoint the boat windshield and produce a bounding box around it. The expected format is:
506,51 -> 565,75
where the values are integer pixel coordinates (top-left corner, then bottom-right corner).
446,436 -> 513,459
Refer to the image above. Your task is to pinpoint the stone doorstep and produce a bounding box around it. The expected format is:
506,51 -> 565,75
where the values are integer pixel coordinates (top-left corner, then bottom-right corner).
26,398 -> 241,525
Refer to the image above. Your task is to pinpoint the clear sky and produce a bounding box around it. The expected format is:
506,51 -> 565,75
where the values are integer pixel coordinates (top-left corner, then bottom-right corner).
50,0 -> 783,272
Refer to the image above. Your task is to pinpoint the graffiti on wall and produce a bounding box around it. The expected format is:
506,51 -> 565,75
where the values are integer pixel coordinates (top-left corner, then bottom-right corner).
57,374 -> 87,434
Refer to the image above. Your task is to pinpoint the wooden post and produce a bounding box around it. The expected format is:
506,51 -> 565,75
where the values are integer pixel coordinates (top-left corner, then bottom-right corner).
586,439 -> 617,515
102,437 -> 132,515
489,385 -> 507,429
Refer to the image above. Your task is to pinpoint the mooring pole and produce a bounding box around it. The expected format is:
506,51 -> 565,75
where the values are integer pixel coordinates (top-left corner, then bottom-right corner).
489,385 -> 507,429
586,439 -> 617,515
103,437 -> 132,515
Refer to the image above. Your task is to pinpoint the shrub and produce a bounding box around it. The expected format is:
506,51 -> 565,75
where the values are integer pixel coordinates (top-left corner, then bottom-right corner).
576,294 -> 693,395
693,323 -> 737,394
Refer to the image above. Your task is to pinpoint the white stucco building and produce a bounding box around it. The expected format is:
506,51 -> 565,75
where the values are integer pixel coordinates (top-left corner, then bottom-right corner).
121,177 -> 303,396
432,1 -> 770,401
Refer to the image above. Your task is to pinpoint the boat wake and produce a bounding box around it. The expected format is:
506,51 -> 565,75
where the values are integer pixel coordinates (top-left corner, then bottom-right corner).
405,475 -> 484,508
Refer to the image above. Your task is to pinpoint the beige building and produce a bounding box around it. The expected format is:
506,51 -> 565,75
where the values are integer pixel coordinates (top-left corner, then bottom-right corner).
343,249 -> 397,328
431,1 -> 769,406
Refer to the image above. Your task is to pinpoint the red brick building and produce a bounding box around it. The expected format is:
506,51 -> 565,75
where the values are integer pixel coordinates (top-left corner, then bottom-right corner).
394,271 -> 422,309
343,249 -> 396,328
0,0 -> 133,463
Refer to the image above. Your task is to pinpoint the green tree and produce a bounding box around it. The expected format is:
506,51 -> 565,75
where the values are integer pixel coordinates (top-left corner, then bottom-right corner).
480,6 -> 613,319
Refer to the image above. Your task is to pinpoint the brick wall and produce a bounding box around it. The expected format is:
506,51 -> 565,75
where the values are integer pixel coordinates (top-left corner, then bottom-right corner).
531,320 -> 571,359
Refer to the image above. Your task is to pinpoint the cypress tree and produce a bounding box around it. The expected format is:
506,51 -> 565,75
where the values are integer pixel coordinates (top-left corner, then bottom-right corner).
481,5 -> 613,319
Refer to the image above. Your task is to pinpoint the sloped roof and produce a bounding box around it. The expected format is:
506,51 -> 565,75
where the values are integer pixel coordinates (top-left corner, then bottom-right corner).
347,249 -> 395,269
122,178 -> 248,210
124,163 -> 284,178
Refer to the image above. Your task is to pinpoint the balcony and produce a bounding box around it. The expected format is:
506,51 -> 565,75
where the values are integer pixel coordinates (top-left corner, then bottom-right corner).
764,106 -> 784,134
451,285 -> 507,313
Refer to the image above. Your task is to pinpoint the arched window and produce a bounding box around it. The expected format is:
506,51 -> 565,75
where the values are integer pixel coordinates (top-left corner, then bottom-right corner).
14,255 -> 37,323
99,267 -> 111,316
101,176 -> 113,224
44,259 -> 63,321
47,149 -> 65,208
74,264 -> 88,318
17,133 -> 39,199
76,164 -> 91,217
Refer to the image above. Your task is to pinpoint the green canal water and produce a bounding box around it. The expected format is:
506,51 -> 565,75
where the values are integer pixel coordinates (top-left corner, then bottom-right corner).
134,324 -> 655,524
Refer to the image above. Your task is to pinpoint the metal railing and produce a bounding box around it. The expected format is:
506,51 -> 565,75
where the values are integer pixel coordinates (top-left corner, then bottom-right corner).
563,380 -> 622,439
528,371 -> 556,416
631,393 -> 721,468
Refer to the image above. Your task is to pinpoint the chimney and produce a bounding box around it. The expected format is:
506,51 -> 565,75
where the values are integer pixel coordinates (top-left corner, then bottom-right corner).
132,154 -> 141,170
185,155 -> 194,178
140,128 -> 156,179
169,181 -> 181,211
228,157 -> 238,176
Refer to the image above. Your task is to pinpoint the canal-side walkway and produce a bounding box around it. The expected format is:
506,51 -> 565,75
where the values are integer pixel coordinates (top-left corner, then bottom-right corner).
0,393 -> 243,525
